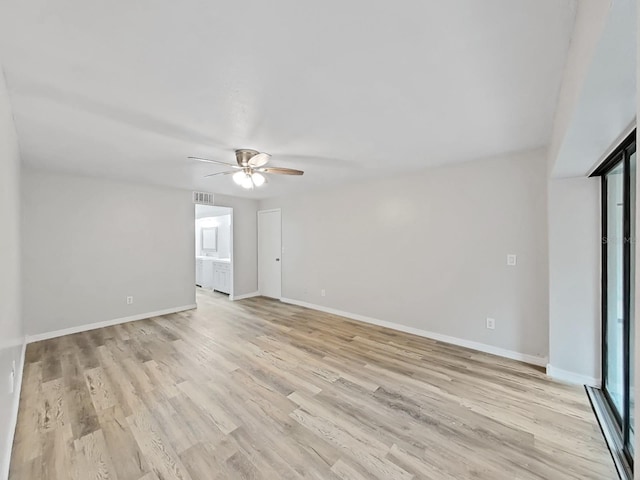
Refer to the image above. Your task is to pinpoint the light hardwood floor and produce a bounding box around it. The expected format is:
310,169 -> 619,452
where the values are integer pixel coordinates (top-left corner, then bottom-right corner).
10,289 -> 616,480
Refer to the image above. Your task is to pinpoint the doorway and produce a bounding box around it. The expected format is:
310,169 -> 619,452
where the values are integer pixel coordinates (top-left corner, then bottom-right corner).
258,209 -> 282,299
590,129 -> 636,477
195,204 -> 234,300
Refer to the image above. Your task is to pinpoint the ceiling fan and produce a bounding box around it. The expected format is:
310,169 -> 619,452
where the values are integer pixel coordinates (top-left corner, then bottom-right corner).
189,149 -> 304,189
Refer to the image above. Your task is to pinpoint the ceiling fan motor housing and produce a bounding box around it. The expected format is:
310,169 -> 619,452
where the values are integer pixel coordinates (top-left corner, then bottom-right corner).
235,149 -> 260,167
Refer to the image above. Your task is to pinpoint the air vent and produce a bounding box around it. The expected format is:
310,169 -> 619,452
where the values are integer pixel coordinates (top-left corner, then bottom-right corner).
193,191 -> 214,205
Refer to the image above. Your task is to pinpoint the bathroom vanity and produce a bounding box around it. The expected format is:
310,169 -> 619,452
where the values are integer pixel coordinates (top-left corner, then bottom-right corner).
195,257 -> 231,294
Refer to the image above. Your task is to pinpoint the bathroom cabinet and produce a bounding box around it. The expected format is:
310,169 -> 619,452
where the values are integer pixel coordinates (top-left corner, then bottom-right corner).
196,257 -> 230,294
212,261 -> 231,294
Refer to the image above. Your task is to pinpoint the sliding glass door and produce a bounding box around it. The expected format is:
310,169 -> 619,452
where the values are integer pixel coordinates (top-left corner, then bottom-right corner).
604,160 -> 625,418
629,148 -> 636,457
596,130 -> 636,468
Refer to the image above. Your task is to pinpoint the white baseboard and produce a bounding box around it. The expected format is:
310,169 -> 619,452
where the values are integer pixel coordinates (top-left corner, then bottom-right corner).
230,291 -> 260,301
546,364 -> 601,387
2,337 -> 26,480
25,304 -> 197,343
280,298 -> 548,367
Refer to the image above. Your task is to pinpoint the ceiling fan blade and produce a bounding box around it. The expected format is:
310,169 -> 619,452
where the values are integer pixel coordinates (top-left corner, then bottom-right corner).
259,167 -> 304,175
203,170 -> 237,177
248,152 -> 271,168
188,156 -> 238,168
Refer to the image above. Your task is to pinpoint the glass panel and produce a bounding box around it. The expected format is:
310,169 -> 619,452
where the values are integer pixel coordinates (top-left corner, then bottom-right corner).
628,150 -> 636,456
605,161 -> 625,419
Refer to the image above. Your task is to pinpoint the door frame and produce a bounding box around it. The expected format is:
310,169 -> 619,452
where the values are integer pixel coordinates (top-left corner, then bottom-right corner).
228,207 -> 234,300
591,128 -> 636,469
257,208 -> 282,299
215,205 -> 235,300
600,152 -> 627,429
194,204 -> 235,300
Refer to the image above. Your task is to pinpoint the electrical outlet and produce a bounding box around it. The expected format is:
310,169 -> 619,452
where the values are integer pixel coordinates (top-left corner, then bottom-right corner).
126,296 -> 134,305
486,317 -> 495,330
507,254 -> 517,266
321,289 -> 326,297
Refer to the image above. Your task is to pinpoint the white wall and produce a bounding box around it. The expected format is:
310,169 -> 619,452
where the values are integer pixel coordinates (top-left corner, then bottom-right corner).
260,149 -> 549,360
214,194 -> 259,297
551,0 -> 636,177
21,170 -> 196,336
544,0 -> 634,387
548,177 -> 601,385
195,205 -> 230,219
547,0 -> 611,174
0,70 -> 24,479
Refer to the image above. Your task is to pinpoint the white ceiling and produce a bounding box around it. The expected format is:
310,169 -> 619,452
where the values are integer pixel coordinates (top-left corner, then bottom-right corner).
0,0 -> 576,199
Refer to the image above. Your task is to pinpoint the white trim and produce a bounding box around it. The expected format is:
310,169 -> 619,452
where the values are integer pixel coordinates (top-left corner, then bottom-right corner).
546,364 -> 601,387
257,208 -> 282,215
2,338 -> 26,480
586,119 -> 636,176
230,291 -> 260,301
229,208 -> 234,299
25,304 -> 197,343
208,203 -> 235,299
280,297 -> 548,367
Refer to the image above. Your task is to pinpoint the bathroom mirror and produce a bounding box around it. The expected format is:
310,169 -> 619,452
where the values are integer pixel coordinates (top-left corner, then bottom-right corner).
202,226 -> 218,252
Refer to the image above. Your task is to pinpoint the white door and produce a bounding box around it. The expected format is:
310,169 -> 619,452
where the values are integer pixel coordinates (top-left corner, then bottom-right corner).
258,209 -> 282,299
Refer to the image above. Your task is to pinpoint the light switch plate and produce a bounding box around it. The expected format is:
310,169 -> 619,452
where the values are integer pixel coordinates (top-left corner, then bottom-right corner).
507,254 -> 517,266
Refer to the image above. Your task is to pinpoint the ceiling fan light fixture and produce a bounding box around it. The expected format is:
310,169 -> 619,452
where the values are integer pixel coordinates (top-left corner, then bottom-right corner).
242,177 -> 254,189
233,171 -> 249,186
192,150 -> 304,188
251,172 -> 266,187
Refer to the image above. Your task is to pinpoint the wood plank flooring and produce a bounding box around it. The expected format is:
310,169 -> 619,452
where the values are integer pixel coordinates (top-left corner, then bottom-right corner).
10,289 -> 617,479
